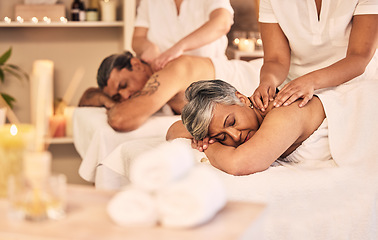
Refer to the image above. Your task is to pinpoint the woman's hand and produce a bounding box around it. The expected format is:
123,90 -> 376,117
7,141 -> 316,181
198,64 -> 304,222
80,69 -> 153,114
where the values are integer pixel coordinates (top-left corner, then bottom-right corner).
140,43 -> 161,65
191,137 -> 215,152
250,81 -> 276,112
152,45 -> 184,71
273,75 -> 315,108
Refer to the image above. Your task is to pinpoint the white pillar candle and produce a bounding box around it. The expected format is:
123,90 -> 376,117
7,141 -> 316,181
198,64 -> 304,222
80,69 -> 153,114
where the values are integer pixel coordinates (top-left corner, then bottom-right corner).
100,0 -> 117,22
30,60 -> 54,151
238,38 -> 255,52
0,107 -> 6,126
64,106 -> 76,137
23,151 -> 51,182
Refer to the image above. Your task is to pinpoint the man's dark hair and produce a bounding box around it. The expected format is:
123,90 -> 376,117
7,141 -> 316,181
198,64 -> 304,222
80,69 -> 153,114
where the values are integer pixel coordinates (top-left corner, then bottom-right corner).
97,51 -> 134,89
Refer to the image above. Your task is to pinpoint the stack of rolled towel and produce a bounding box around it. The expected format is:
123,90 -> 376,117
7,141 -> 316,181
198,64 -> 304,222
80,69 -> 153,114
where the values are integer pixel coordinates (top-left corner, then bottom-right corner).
106,139 -> 227,228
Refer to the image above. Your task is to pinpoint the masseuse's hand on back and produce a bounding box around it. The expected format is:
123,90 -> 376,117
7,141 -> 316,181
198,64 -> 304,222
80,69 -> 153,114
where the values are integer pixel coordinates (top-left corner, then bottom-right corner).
250,79 -> 276,112
273,74 -> 315,108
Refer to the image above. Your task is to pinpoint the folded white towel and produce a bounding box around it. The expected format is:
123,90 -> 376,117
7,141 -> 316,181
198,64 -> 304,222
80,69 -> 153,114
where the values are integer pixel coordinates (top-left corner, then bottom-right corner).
156,165 -> 226,228
107,186 -> 158,227
129,139 -> 195,192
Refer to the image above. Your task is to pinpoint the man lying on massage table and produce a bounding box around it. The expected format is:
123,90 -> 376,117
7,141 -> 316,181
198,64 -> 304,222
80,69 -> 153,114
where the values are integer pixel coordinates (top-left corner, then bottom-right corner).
78,51 -> 261,132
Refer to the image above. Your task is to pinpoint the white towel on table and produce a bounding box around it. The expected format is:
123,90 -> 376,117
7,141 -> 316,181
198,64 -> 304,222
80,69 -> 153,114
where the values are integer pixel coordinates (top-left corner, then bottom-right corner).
107,186 -> 158,227
156,164 -> 226,228
129,139 -> 195,192
73,107 -> 181,182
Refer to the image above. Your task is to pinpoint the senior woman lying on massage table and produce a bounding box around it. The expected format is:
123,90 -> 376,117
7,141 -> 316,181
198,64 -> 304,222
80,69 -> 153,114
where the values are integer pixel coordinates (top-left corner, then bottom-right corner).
166,79 -> 328,176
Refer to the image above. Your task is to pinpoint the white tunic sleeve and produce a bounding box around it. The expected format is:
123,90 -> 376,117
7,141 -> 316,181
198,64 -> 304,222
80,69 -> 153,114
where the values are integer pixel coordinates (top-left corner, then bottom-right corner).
206,0 -> 234,23
258,0 -> 278,23
354,0 -> 378,15
134,0 -> 149,28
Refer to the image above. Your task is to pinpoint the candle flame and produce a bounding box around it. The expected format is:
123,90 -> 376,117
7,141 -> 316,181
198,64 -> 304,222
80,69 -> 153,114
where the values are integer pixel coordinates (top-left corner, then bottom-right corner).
10,124 -> 18,136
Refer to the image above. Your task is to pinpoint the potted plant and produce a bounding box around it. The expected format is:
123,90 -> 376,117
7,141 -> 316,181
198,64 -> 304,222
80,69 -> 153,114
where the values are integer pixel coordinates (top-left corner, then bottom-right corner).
0,47 -> 29,108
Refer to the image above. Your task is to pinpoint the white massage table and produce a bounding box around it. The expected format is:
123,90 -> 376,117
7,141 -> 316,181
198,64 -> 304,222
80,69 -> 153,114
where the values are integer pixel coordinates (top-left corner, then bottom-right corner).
73,68 -> 378,239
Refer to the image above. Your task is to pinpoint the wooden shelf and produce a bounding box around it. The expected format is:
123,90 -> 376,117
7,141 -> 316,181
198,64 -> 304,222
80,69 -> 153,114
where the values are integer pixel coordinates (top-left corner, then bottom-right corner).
226,47 -> 264,60
0,21 -> 124,27
45,137 -> 73,145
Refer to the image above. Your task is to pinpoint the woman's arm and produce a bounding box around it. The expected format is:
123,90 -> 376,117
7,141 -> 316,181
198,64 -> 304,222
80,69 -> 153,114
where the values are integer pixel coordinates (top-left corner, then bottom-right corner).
250,22 -> 291,112
132,27 -> 161,64
274,14 -> 378,108
152,8 -> 233,70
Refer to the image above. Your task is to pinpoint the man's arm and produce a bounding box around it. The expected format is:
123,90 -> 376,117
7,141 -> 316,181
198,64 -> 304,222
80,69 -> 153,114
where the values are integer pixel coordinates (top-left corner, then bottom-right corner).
78,87 -> 115,109
107,56 -> 215,132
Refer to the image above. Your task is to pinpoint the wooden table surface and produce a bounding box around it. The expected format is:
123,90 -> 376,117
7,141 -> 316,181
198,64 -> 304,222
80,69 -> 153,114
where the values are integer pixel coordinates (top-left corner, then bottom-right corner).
0,184 -> 265,240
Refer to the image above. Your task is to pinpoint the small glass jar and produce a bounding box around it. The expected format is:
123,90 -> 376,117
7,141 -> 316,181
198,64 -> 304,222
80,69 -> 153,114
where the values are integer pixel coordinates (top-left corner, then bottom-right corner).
86,8 -> 99,21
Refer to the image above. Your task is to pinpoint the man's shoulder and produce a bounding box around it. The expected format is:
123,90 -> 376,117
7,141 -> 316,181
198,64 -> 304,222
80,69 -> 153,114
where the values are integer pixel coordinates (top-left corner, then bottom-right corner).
164,55 -> 213,73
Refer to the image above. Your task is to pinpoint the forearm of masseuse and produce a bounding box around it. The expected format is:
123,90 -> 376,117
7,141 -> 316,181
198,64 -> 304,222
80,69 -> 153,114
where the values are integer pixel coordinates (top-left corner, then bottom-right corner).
305,14 -> 378,90
132,27 -> 155,57
259,22 -> 291,88
174,8 -> 232,52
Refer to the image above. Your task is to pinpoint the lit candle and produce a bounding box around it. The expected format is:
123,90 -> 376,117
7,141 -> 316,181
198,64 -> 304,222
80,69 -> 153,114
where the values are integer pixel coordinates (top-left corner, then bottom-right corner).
0,124 -> 35,198
64,106 -> 76,137
16,16 -> 24,23
30,60 -> 54,151
31,17 -> 38,24
238,38 -> 255,52
100,0 -> 117,22
4,17 -> 11,24
0,107 -> 5,126
49,114 -> 66,138
60,17 -> 68,23
255,38 -> 263,50
43,16 -> 51,24
233,38 -> 240,48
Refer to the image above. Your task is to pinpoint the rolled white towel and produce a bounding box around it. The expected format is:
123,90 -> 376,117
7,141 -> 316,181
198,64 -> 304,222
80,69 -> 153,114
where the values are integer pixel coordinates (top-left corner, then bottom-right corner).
107,186 -> 158,227
129,139 -> 194,192
156,164 -> 227,228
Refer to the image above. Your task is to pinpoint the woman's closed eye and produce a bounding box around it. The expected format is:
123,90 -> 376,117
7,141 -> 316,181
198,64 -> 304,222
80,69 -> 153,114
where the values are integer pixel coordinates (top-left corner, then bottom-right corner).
112,93 -> 121,102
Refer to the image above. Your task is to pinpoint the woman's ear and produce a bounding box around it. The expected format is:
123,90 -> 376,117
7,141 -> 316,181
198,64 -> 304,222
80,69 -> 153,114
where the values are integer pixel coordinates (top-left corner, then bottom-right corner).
235,91 -> 250,106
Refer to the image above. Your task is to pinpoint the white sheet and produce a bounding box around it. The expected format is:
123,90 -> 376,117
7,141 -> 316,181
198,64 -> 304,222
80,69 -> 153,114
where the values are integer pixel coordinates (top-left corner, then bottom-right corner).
73,106 -> 180,182
92,78 -> 378,239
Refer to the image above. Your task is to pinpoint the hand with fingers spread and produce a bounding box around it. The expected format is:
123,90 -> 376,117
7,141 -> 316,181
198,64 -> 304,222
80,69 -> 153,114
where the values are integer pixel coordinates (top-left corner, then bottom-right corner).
273,76 -> 315,108
250,80 -> 277,112
191,137 -> 215,152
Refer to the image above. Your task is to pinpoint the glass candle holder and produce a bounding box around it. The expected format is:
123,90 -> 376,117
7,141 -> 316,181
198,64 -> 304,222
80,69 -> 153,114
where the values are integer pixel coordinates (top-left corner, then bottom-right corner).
8,172 -> 67,221
0,124 -> 35,198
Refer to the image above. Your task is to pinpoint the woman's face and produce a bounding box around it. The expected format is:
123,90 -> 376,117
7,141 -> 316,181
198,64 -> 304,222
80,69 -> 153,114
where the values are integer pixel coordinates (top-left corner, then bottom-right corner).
208,101 -> 260,147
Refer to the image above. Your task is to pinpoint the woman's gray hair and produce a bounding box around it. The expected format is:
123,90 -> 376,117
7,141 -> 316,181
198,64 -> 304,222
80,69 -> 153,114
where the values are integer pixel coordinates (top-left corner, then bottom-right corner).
182,79 -> 243,140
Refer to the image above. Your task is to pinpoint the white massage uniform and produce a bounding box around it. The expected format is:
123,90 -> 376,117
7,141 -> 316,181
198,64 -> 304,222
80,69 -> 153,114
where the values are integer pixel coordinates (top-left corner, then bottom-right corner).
211,57 -> 263,97
135,0 -> 234,59
259,0 -> 378,86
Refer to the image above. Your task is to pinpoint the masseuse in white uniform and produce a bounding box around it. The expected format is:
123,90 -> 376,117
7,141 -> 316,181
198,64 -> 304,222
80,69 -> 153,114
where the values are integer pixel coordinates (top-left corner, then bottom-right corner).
251,0 -> 378,111
132,0 -> 234,71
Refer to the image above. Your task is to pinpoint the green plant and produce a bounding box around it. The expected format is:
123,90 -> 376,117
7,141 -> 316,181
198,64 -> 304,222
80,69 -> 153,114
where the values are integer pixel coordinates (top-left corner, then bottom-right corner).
0,47 -> 29,108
